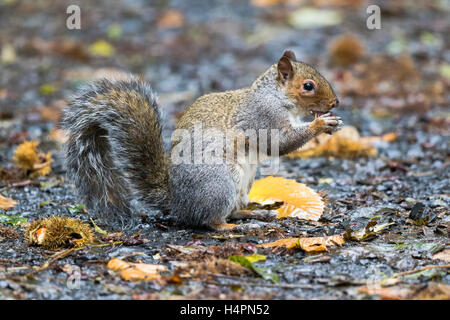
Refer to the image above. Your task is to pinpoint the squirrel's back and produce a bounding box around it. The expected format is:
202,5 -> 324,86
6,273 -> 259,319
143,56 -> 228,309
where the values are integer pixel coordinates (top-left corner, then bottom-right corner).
61,77 -> 169,227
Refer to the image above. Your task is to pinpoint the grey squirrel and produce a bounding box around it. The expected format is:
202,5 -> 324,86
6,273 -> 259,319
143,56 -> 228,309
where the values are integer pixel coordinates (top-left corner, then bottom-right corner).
61,50 -> 342,230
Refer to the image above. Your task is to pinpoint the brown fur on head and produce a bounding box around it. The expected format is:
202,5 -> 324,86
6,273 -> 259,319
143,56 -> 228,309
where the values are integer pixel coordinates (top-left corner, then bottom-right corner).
277,50 -> 339,117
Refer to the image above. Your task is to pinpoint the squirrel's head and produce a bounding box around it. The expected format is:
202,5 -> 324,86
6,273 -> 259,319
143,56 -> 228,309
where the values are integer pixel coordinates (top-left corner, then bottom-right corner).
277,50 -> 339,117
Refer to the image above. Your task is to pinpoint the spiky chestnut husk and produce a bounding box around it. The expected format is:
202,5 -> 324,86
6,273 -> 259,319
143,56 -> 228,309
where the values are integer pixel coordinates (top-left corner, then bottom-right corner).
25,216 -> 94,250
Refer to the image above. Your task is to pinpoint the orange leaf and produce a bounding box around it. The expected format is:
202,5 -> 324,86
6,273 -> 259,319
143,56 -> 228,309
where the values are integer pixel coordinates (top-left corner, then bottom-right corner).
0,194 -> 17,210
107,258 -> 167,282
248,176 -> 324,221
258,238 -> 299,249
157,10 -> 184,29
258,234 -> 344,252
298,234 -> 344,252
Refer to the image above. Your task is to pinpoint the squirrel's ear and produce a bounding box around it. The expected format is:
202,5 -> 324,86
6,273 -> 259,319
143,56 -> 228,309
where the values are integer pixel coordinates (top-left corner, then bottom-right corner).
277,56 -> 294,82
282,50 -> 296,61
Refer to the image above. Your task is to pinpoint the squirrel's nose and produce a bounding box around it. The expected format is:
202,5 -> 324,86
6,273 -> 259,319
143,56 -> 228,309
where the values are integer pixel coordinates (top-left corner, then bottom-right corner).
331,98 -> 339,109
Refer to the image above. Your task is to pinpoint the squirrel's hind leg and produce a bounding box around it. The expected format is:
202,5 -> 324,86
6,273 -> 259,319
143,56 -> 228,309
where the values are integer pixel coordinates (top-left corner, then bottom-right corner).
170,164 -> 237,229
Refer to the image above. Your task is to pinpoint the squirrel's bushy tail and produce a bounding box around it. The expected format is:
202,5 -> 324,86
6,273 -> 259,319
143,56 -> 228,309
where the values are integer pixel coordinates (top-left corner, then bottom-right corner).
61,77 -> 169,227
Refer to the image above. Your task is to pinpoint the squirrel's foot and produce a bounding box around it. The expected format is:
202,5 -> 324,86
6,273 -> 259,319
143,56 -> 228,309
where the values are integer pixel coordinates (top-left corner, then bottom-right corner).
211,222 -> 260,232
230,209 -> 277,221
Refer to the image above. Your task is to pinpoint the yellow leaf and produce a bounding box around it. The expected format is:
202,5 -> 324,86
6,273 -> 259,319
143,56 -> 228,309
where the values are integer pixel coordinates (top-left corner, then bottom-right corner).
107,258 -> 167,282
0,194 -> 17,210
248,176 -> 324,221
12,141 -> 52,178
39,84 -> 57,96
258,234 -> 344,252
89,40 -> 115,57
1,43 -> 16,64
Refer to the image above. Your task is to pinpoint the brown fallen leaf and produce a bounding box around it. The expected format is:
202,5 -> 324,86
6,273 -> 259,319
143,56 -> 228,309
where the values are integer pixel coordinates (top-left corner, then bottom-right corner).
413,283 -> 450,300
175,256 -> 250,280
49,128 -> 68,144
248,176 -> 324,221
358,285 -> 411,300
432,249 -> 450,263
0,226 -> 20,239
258,234 -> 344,252
38,105 -> 63,123
13,141 -> 52,178
329,34 -> 365,66
107,258 -> 167,282
0,194 -> 17,210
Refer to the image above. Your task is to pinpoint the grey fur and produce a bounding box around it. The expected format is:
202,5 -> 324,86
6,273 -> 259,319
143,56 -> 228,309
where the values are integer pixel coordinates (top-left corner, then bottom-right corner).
61,77 -> 168,228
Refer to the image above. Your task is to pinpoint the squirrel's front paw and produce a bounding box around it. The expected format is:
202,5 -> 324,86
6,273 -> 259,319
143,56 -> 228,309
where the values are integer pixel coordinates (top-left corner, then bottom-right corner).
311,113 -> 343,135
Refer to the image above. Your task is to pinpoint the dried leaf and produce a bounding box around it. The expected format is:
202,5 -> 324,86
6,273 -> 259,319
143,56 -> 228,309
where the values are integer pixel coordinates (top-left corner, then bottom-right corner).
228,255 -> 279,283
12,141 -> 52,178
157,10 -> 184,29
248,176 -> 324,221
298,235 -> 344,252
432,249 -> 450,263
258,234 -> 344,252
345,220 -> 395,241
107,258 -> 167,282
286,126 -> 379,159
329,34 -> 365,66
49,128 -> 68,144
258,238 -> 299,249
413,283 -> 450,300
1,43 -> 16,64
358,285 -> 411,300
0,194 -> 17,210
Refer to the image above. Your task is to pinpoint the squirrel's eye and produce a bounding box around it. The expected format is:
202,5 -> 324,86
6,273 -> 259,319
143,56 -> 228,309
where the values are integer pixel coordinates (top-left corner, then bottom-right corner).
303,82 -> 315,92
